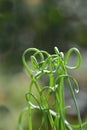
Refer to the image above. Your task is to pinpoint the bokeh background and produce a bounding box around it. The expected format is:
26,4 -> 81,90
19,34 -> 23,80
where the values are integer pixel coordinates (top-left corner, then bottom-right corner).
0,0 -> 87,130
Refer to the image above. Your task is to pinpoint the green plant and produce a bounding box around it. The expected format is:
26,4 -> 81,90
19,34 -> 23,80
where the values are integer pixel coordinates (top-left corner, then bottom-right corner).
18,47 -> 87,130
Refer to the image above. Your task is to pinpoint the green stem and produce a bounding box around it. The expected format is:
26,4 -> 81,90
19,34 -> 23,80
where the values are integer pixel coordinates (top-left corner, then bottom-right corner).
67,77 -> 82,130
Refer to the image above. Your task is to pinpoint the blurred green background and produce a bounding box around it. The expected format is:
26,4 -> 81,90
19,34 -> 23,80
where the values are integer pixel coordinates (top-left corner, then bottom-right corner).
0,0 -> 87,130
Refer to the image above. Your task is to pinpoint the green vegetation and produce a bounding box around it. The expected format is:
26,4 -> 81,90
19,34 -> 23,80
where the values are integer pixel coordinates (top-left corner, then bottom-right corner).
18,47 -> 87,130
1,0 -> 87,71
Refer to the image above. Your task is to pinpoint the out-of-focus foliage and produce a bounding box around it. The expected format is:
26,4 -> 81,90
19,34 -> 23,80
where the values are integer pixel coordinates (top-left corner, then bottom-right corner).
0,0 -> 87,72
0,0 -> 33,72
